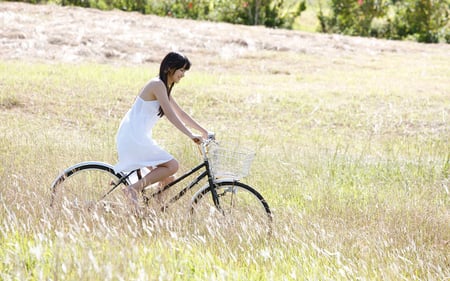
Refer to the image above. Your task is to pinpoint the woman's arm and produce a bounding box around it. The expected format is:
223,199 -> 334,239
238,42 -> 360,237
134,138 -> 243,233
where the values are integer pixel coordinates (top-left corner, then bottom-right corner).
149,81 -> 199,141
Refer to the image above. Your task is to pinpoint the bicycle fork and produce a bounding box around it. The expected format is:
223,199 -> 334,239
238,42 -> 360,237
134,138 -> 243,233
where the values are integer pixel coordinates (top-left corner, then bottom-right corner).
205,162 -> 224,215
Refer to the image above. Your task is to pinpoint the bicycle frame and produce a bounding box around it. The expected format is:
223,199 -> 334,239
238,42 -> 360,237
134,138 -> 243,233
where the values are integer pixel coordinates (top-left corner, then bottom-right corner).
137,143 -> 222,212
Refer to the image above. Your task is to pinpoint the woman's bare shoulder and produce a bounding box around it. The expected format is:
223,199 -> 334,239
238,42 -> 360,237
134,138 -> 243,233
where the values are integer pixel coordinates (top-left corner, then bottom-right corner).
139,78 -> 165,101
148,77 -> 164,85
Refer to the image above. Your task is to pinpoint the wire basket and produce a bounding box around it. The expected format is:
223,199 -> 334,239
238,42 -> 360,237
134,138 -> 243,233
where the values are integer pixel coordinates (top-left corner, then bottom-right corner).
208,144 -> 255,179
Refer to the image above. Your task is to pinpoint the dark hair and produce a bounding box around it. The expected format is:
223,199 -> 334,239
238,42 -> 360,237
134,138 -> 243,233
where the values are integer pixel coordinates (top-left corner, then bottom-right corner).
157,52 -> 191,117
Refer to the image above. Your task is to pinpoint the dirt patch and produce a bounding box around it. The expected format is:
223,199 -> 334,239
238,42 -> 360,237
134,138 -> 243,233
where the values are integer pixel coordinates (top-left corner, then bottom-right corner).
1,2 -> 449,68
0,96 -> 23,109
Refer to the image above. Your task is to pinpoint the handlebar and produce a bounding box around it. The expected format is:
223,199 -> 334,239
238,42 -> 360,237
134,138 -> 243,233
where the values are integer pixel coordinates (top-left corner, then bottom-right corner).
199,132 -> 217,158
207,132 -> 215,141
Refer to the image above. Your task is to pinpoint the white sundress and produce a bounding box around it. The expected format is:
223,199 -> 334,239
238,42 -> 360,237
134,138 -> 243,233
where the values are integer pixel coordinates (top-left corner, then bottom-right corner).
113,96 -> 173,173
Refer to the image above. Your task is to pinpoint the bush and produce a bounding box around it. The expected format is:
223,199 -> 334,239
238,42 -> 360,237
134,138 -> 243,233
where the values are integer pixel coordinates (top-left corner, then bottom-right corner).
45,0 -> 305,29
318,0 -> 389,36
318,0 -> 450,43
389,0 -> 449,43
168,0 -> 305,28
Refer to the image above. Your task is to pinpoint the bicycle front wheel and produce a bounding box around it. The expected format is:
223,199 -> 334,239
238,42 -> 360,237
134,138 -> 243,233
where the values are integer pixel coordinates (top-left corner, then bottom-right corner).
190,181 -> 272,236
50,162 -> 130,215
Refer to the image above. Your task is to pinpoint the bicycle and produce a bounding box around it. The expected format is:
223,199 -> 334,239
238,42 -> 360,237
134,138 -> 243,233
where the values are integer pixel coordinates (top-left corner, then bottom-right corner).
50,137 -> 273,234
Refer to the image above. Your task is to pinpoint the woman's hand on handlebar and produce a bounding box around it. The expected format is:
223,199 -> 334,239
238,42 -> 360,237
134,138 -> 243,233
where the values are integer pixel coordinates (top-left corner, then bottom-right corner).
191,131 -> 215,145
191,134 -> 203,144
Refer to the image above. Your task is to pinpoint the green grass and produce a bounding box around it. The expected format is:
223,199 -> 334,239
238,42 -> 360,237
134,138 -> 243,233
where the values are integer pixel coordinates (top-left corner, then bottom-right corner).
0,43 -> 449,280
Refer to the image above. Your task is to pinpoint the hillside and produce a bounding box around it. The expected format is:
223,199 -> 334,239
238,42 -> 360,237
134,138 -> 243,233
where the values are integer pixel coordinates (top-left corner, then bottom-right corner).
2,1 -> 449,69
1,2 -> 449,280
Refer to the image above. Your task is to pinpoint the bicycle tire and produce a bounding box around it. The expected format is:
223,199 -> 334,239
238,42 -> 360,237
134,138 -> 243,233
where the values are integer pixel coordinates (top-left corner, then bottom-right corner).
190,180 -> 272,235
50,161 -> 130,215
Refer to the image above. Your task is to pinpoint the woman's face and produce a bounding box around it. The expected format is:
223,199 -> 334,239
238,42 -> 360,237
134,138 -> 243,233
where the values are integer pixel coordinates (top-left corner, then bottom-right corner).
169,68 -> 187,84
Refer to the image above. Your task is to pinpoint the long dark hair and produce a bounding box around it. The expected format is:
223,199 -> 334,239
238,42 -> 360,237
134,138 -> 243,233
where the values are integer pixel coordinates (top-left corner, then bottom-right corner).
157,52 -> 191,117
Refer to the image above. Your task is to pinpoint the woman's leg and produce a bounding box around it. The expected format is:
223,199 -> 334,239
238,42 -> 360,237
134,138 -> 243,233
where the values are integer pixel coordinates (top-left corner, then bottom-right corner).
157,175 -> 176,188
123,159 -> 179,204
146,167 -> 176,188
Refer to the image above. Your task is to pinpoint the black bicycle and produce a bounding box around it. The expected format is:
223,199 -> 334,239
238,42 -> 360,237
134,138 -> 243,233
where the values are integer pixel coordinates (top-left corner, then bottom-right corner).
50,138 -> 272,233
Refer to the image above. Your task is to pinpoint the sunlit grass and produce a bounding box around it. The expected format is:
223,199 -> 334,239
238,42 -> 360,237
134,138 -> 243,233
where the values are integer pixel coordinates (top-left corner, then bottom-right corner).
0,40 -> 449,280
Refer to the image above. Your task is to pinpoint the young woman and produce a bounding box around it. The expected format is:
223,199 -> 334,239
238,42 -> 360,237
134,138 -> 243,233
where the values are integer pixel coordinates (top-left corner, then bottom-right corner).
114,52 -> 209,205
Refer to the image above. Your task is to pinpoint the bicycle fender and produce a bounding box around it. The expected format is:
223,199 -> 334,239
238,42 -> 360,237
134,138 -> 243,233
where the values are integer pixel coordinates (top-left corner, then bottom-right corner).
190,178 -> 239,205
50,161 -> 124,189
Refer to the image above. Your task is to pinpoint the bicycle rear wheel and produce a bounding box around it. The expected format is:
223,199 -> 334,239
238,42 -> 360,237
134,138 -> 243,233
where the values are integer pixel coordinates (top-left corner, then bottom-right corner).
190,181 -> 272,236
50,162 -> 130,215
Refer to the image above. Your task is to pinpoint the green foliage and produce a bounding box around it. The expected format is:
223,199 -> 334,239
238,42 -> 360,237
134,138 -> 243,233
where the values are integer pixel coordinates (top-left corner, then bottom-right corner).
318,0 -> 450,43
389,0 -> 450,42
18,0 -> 304,28
155,0 -> 305,28
144,0 -> 211,19
318,0 -> 388,36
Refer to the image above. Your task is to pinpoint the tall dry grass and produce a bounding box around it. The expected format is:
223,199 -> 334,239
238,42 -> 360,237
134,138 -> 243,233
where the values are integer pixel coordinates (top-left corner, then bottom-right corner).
1,38 -> 449,280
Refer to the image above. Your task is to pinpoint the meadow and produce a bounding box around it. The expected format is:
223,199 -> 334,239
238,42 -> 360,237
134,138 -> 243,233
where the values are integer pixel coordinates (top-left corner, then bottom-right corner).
1,3 -> 450,281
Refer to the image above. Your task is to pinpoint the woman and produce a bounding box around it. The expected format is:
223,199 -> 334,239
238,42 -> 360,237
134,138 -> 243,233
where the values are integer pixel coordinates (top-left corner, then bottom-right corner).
114,52 -> 209,204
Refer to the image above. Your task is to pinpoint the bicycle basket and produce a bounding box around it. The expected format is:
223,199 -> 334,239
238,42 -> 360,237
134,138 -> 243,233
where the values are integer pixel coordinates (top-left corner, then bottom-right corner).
209,144 -> 255,179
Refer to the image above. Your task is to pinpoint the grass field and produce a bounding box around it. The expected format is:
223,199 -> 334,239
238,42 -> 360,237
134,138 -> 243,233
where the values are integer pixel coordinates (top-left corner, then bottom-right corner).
1,4 -> 450,281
